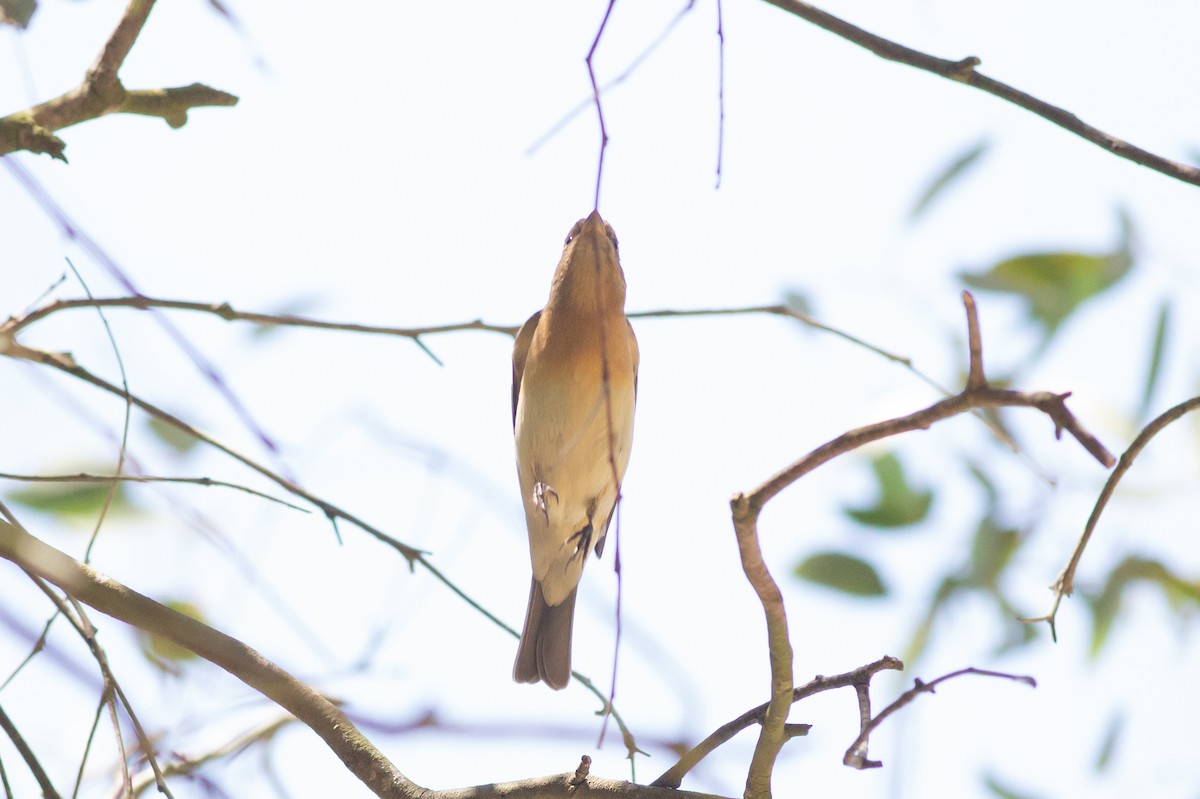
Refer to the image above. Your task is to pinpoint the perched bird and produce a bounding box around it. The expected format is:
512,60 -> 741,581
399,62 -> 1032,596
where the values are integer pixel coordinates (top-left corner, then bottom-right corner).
511,210 -> 639,690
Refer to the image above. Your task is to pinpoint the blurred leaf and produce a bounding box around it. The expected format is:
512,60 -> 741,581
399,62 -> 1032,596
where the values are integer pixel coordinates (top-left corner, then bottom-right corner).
7,476 -> 134,518
1094,711 -> 1124,772
845,452 -> 932,529
250,294 -> 321,339
909,138 -> 990,222
794,551 -> 887,597
1136,299 -> 1170,423
1088,555 -> 1200,657
902,576 -> 962,665
147,415 -> 201,455
139,600 -> 205,668
984,773 -> 1043,799
960,210 -> 1134,336
782,289 -> 811,317
967,518 -> 1021,589
0,0 -> 36,28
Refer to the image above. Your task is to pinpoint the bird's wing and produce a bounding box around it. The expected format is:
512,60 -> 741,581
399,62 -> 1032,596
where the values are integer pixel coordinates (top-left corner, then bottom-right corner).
628,319 -> 640,401
512,310 -> 542,426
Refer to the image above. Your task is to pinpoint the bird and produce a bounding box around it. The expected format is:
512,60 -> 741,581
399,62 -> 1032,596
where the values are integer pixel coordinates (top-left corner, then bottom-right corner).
511,210 -> 639,690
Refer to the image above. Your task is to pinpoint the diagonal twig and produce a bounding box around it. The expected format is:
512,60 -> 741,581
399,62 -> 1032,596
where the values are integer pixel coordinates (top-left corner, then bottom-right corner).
843,667 -> 1035,769
1021,394 -> 1200,639
761,0 -> 1200,187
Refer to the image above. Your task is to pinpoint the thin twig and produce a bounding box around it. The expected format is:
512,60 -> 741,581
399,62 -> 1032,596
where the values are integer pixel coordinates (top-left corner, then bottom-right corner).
761,0 -> 1200,187
526,1 -> 698,157
653,655 -> 902,789
0,703 -> 61,799
65,259 -> 131,564
6,296 -> 517,342
586,0 -> 618,210
129,715 -> 293,797
0,473 -> 310,513
30,578 -> 175,798
843,667 -> 1035,769
1021,394 -> 1200,639
714,0 -> 726,188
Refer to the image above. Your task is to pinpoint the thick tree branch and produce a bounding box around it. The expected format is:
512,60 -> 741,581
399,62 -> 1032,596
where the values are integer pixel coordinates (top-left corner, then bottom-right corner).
729,492 -> 793,799
762,0 -> 1200,187
0,0 -> 237,160
0,517 -> 421,799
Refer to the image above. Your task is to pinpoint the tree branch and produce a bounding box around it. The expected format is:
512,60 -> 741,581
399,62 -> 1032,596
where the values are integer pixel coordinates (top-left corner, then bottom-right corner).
1021,394 -> 1200,639
843,667 -> 1035,769
0,517 -> 422,799
0,0 -> 238,160
761,0 -> 1200,187
747,292 -> 1113,518
652,655 -> 902,789
717,292 -> 1109,796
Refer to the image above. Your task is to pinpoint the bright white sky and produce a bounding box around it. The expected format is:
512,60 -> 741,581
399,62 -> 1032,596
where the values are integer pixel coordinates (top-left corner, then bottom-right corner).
3,1 -> 1200,798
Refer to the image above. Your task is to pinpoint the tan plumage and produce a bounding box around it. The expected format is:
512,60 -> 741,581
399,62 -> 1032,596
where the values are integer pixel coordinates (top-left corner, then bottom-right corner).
511,210 -> 639,690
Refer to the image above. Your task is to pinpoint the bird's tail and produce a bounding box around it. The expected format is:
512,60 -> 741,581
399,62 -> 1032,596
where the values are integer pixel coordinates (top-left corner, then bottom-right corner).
513,579 -> 577,690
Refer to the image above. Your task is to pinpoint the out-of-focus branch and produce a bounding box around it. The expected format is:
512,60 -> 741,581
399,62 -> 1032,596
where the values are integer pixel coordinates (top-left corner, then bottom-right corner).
761,0 -> 1200,187
0,703 -> 62,799
0,0 -> 237,161
1021,394 -> 1200,639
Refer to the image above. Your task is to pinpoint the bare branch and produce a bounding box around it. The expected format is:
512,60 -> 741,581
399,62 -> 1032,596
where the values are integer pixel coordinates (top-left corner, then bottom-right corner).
1022,394 -> 1200,638
653,655 -> 902,789
6,296 -> 517,341
0,0 -> 237,160
962,291 -> 986,392
843,667 -> 1035,769
0,517 -> 421,799
0,472 -> 311,513
747,293 -> 1113,515
728,492 -> 793,799
761,0 -> 1200,187
586,1 -> 618,210
0,704 -> 61,799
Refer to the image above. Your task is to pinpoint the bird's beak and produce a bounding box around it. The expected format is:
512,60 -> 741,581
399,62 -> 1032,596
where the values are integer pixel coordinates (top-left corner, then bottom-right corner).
583,210 -> 606,237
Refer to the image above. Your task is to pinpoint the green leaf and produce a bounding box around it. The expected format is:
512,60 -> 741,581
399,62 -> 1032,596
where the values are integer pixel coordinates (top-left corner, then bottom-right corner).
1137,299 -> 1170,423
909,138 -> 990,222
983,773 -> 1043,799
1094,712 -> 1123,772
960,210 -> 1134,335
250,295 -> 321,339
845,452 -> 932,529
7,477 -> 134,518
1087,555 -> 1200,657
966,518 -> 1020,589
0,0 -> 37,28
782,289 -> 811,317
146,416 -> 202,455
139,600 -> 204,668
794,551 -> 887,597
